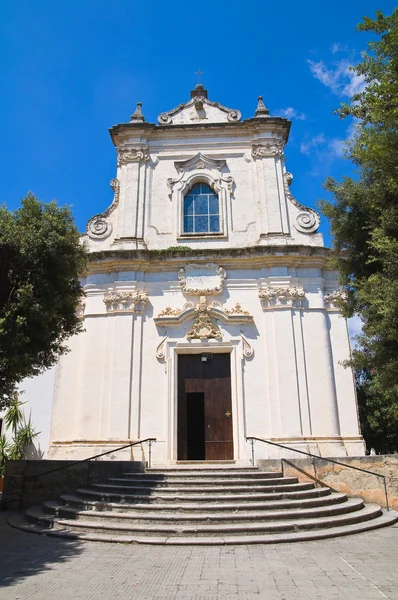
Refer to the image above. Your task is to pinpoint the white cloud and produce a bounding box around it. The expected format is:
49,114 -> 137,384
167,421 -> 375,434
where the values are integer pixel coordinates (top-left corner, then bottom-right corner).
300,133 -> 326,155
328,138 -> 346,158
275,107 -> 307,121
330,42 -> 348,54
300,113 -> 360,159
307,58 -> 365,97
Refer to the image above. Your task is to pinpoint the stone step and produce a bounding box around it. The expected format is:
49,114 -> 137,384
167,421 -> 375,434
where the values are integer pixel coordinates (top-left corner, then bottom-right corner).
106,476 -> 293,487
75,485 -> 331,504
11,510 -> 398,545
148,464 -> 255,471
91,481 -> 309,495
24,503 -> 384,537
122,471 -> 283,480
43,497 -> 364,525
58,491 -> 346,514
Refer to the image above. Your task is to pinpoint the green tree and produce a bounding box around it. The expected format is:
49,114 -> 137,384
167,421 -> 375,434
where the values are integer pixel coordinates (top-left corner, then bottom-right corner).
320,9 -> 398,453
0,193 -> 87,409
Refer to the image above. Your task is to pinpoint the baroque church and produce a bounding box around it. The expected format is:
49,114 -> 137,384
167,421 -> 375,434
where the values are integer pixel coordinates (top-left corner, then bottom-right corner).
29,85 -> 366,464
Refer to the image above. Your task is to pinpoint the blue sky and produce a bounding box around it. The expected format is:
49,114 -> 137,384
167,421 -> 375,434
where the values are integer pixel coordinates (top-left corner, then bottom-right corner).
0,0 -> 396,247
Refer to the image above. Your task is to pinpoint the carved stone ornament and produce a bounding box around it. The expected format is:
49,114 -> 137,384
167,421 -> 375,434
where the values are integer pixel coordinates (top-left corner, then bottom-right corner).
156,335 -> 168,360
117,147 -> 150,165
283,172 -> 321,234
186,298 -> 222,340
241,334 -> 254,358
158,96 -> 241,125
178,263 -> 226,295
155,296 -> 253,328
252,141 -> 285,158
103,290 -> 148,313
324,290 -> 348,309
157,306 -> 182,317
86,179 -> 120,240
167,153 -> 234,200
75,297 -> 86,319
186,312 -> 222,341
259,286 -> 306,309
225,303 -> 250,316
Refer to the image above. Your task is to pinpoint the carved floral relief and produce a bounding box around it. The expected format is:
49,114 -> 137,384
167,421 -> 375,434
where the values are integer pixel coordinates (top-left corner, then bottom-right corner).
103,290 -> 148,313
324,290 -> 348,309
252,141 -> 285,158
259,286 -> 306,309
117,147 -> 150,165
75,297 -> 86,319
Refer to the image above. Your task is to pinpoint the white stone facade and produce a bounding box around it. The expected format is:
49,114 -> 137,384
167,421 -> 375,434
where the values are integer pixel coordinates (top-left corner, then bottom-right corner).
36,87 -> 365,463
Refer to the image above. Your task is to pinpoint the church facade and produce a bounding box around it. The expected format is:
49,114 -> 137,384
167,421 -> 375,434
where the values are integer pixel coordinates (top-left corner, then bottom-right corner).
45,85 -> 365,464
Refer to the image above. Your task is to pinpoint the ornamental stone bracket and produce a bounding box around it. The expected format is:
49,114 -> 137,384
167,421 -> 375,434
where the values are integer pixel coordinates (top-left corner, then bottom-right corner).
103,290 -> 148,314
154,296 -> 253,331
86,179 -> 120,240
283,172 -> 321,234
259,286 -> 306,309
241,333 -> 254,358
117,146 -> 150,166
324,290 -> 348,310
167,153 -> 234,200
251,140 -> 285,158
178,263 -> 226,295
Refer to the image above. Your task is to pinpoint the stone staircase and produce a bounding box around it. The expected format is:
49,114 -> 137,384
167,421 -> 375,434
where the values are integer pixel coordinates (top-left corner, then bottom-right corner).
14,465 -> 398,544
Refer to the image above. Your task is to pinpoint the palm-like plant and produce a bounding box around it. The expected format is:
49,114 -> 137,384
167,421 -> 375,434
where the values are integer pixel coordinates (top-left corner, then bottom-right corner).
1,395 -> 39,478
0,435 -> 10,478
4,393 -> 26,437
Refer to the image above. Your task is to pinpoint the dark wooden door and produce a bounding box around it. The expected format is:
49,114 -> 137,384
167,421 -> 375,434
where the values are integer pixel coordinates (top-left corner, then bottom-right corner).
177,353 -> 233,461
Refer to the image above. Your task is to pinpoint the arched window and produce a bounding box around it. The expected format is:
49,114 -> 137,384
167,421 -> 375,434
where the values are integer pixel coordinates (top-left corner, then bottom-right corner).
183,183 -> 220,234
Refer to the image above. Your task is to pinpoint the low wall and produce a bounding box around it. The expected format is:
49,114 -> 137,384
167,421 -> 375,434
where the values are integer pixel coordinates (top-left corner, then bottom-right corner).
1,459 -> 145,511
257,455 -> 398,510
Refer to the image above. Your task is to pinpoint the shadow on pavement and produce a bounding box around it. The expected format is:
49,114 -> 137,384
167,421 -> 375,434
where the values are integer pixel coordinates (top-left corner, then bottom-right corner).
0,510 -> 84,589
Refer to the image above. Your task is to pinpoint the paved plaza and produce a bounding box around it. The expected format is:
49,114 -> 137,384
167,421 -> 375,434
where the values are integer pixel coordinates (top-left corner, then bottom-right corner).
0,510 -> 397,600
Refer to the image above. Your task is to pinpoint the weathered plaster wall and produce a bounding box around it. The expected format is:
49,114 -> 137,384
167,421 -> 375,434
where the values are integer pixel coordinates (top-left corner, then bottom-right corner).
258,455 -> 398,510
46,259 -> 364,463
1,459 -> 145,511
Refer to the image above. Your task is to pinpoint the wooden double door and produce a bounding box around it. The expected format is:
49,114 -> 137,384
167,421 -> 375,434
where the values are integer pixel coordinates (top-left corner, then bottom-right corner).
177,353 -> 233,461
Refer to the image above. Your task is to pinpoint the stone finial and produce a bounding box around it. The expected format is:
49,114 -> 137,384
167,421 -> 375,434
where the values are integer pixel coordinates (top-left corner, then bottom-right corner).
190,83 -> 208,100
255,96 -> 270,118
130,102 -> 145,123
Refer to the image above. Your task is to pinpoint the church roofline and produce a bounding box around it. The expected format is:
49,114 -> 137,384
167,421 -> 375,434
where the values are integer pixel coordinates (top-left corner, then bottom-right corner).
109,117 -> 291,147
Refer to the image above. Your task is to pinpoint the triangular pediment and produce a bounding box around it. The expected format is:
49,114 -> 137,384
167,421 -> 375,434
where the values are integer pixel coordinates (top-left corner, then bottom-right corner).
174,153 -> 226,173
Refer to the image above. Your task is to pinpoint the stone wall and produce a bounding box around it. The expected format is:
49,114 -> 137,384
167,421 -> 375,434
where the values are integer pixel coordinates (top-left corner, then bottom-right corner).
1,459 -> 145,511
257,455 -> 398,510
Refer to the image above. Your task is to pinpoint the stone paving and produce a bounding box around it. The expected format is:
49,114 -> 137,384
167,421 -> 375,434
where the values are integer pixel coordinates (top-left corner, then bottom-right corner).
0,510 -> 397,600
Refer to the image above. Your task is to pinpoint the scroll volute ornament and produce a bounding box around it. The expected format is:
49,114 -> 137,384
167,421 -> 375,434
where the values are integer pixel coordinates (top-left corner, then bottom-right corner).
86,179 -> 120,240
283,172 -> 321,234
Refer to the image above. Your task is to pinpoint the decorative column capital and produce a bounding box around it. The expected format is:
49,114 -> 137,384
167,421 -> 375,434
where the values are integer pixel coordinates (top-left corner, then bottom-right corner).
324,290 -> 348,310
252,140 -> 285,158
259,286 -> 306,309
103,290 -> 148,314
117,147 -> 150,165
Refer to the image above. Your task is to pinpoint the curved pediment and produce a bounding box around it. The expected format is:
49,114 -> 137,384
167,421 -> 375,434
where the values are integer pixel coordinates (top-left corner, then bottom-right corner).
158,85 -> 241,126
154,297 -> 253,327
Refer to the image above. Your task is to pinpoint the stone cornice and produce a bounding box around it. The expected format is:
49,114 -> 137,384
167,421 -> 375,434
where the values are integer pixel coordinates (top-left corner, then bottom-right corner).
83,245 -> 333,275
109,117 -> 291,147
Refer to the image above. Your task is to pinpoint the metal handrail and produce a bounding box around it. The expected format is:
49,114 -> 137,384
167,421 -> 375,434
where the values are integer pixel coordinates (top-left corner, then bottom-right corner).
246,436 -> 390,511
24,438 -> 157,480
